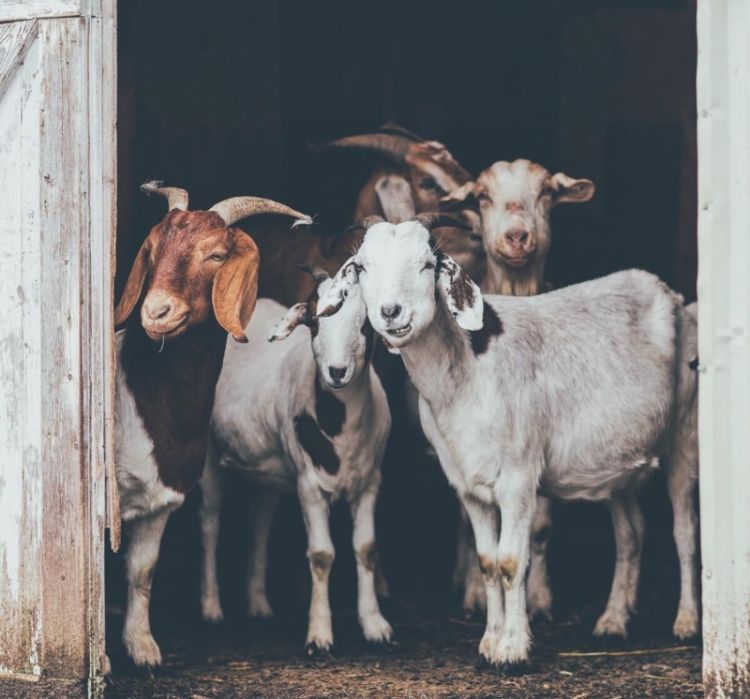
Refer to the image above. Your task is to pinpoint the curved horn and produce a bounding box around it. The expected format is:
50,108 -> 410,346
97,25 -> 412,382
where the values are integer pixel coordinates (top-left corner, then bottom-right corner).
379,122 -> 424,142
344,215 -> 387,235
209,197 -> 313,227
312,133 -> 413,164
410,213 -> 472,232
140,180 -> 189,211
297,264 -> 330,284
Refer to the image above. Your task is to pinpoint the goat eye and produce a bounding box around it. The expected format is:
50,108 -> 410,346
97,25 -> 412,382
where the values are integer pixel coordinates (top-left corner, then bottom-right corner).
353,262 -> 365,274
208,252 -> 227,262
422,261 -> 435,271
420,177 -> 437,190
478,192 -> 491,203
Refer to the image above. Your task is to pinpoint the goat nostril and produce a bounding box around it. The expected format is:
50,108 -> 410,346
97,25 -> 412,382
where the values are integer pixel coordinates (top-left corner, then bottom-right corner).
380,304 -> 402,320
519,232 -> 529,244
328,366 -> 347,381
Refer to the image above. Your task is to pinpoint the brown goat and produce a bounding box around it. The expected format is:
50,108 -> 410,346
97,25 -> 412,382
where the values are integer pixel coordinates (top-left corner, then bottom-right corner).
114,181 -> 310,668
253,127 -> 485,307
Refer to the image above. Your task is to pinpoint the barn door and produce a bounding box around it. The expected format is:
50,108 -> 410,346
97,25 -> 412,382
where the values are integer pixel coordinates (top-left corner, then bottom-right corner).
0,0 -> 116,694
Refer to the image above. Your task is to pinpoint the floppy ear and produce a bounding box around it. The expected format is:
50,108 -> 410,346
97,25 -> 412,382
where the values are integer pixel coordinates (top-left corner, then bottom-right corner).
315,257 -> 359,318
268,303 -> 309,342
546,172 -> 595,205
212,231 -> 260,343
114,238 -> 151,326
440,181 -> 477,209
374,174 -> 416,223
437,253 -> 484,331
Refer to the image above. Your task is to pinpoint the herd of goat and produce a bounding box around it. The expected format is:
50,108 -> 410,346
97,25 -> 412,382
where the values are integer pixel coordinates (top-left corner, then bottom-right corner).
113,125 -> 699,676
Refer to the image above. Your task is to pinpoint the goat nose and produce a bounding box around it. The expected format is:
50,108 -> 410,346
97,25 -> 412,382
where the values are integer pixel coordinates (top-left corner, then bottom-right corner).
145,301 -> 171,320
380,304 -> 402,320
505,230 -> 530,246
328,366 -> 346,381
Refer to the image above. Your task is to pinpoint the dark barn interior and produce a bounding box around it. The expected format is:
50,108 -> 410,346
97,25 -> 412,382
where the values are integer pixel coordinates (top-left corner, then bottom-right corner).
109,1 -> 700,696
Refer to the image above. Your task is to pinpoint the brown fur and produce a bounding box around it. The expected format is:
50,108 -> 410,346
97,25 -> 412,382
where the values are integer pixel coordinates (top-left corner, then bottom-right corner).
499,557 -> 519,591
356,542 -> 378,572
477,554 -> 499,581
116,209 -> 261,492
309,551 -> 334,580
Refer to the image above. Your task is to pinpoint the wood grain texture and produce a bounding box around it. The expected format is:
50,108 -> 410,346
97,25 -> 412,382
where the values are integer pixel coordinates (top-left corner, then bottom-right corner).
0,8 -> 115,690
0,0 -> 85,23
0,20 -> 39,101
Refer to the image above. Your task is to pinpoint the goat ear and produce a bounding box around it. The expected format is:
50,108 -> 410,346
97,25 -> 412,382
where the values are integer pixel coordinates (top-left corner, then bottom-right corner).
546,172 -> 595,205
437,253 -> 484,331
315,256 -> 359,318
114,238 -> 151,326
374,174 -> 416,223
212,231 -> 260,343
440,181 -> 477,209
268,303 -> 308,342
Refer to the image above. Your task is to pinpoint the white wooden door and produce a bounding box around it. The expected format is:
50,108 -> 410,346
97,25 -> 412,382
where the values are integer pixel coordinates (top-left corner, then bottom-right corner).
0,0 -> 116,692
697,1 -> 750,697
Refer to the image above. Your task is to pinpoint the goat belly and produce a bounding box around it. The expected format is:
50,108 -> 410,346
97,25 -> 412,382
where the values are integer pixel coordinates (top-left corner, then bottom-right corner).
540,456 -> 659,502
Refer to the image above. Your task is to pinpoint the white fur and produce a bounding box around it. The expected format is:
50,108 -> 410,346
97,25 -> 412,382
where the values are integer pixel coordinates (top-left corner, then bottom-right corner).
200,289 -> 393,651
318,222 -> 699,668
114,331 -> 185,667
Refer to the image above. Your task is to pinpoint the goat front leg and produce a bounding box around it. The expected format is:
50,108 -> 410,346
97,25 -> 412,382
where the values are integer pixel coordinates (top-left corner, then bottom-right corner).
526,495 -> 553,622
594,495 -> 643,638
459,496 -> 503,670
123,508 -> 172,668
350,488 -> 393,644
494,467 -> 537,673
199,453 -> 225,622
246,487 -> 280,619
298,478 -> 335,655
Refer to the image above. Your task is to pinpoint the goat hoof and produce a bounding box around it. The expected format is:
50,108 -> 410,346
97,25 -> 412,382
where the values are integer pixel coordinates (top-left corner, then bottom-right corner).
366,637 -> 398,653
475,655 -> 491,672
305,642 -> 334,660
498,660 -> 531,677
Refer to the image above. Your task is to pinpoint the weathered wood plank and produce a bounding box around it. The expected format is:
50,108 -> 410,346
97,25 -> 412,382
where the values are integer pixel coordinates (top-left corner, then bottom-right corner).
37,16 -> 90,679
0,0 -> 86,23
0,20 -> 38,101
86,2 -> 117,693
0,10 -> 113,685
0,19 -> 44,679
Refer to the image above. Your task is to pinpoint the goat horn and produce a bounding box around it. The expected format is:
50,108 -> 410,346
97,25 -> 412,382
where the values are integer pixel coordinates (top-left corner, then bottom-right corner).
379,122 -> 424,142
410,213 -> 472,232
297,264 -> 330,284
312,133 -> 413,163
140,180 -> 189,211
209,197 -> 313,227
345,215 -> 387,235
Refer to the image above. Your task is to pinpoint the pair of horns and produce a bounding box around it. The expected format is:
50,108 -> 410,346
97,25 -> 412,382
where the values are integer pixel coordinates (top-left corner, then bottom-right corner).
349,213 -> 471,233
140,180 -> 313,227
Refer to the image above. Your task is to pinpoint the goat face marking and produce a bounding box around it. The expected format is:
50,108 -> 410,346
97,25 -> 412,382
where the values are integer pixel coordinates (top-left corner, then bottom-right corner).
318,221 -> 484,349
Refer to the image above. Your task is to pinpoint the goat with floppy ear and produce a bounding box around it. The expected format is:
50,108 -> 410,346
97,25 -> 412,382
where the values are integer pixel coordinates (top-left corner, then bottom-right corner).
199,266 -> 393,654
442,159 -> 594,297
114,181 -> 311,669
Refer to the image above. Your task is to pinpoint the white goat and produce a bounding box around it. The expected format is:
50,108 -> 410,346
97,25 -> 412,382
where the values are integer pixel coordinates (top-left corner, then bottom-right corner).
316,215 -> 699,672
199,269 -> 393,654
445,159 -> 595,621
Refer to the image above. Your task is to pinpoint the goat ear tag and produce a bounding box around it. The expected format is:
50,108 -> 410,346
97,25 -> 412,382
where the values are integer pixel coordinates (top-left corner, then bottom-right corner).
315,257 -> 358,318
268,303 -> 308,342
438,254 -> 484,331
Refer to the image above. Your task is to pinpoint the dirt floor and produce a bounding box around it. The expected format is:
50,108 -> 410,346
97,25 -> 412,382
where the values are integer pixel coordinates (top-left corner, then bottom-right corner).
99,600 -> 701,699
0,601 -> 702,698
